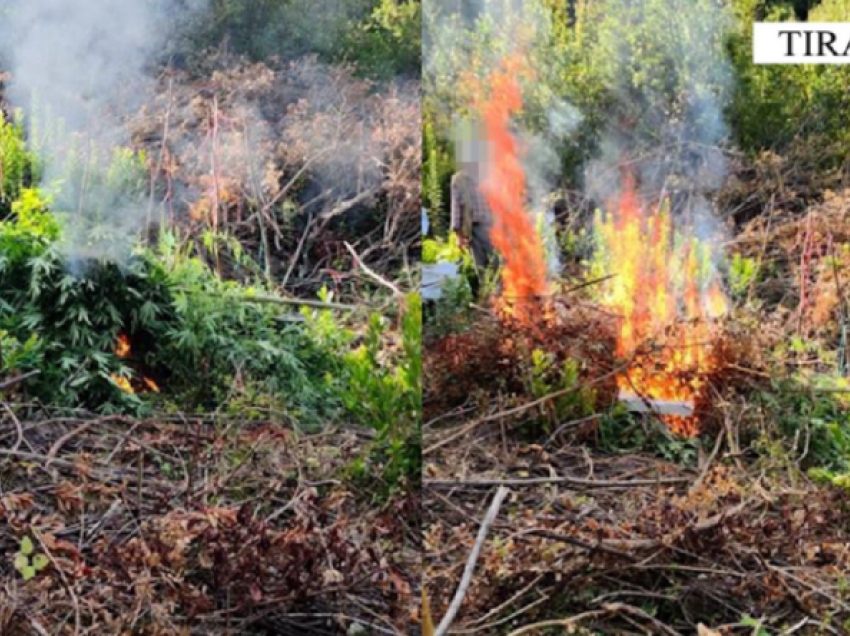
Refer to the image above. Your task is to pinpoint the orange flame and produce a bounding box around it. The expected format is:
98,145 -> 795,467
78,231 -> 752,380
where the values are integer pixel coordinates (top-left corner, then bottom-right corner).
112,375 -> 135,394
596,171 -> 728,435
115,334 -> 131,359
470,56 -> 549,324
110,334 -> 160,395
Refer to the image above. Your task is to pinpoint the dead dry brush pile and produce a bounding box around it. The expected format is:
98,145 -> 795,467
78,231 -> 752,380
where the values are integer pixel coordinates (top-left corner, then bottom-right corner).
0,412 -> 418,635
424,300 -> 620,423
129,53 -> 421,291
424,440 -> 850,635
733,188 -> 850,362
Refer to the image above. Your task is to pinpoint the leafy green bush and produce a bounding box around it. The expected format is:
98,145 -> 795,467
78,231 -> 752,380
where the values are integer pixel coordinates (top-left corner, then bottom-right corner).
341,0 -> 421,78
343,294 -> 421,485
0,191 -> 176,412
752,378 -> 850,475
0,330 -> 43,379
50,143 -> 149,263
422,111 -> 454,232
597,405 -> 702,466
522,350 -> 597,437
181,0 -> 420,79
304,292 -> 421,487
0,192 -> 344,420
152,231 -> 345,425
424,275 -> 474,340
422,234 -> 465,265
729,253 -> 759,301
0,111 -> 36,216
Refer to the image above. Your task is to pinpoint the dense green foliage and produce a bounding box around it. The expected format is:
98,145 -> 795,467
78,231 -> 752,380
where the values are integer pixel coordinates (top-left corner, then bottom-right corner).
0,111 -> 35,216
323,293 -> 422,487
341,0 -> 422,78
185,0 -> 421,78
0,188 -> 175,411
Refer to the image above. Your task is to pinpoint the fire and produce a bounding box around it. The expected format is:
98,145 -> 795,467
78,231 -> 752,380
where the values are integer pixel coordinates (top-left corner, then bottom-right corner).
462,55 -> 726,434
110,334 -> 160,394
112,375 -> 135,394
115,334 -> 131,359
470,55 -> 549,324
595,171 -> 728,436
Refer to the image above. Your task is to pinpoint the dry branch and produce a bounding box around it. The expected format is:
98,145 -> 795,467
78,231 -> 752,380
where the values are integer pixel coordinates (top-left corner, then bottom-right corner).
219,292 -> 360,312
0,370 -> 41,392
426,474 -> 691,490
434,486 -> 510,636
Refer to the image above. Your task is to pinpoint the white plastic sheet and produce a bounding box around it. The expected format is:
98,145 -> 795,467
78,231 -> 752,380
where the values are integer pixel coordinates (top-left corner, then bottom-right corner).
422,262 -> 459,301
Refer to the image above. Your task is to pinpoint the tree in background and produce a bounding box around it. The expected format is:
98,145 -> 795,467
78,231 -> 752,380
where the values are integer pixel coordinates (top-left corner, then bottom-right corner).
184,0 -> 420,78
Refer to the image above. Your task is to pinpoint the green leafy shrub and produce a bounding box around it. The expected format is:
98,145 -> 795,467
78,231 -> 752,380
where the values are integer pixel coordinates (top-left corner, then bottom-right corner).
307,292 -> 421,487
597,405 -> 702,466
729,253 -> 759,300
181,0 -> 419,79
0,111 -> 36,216
752,379 -> 850,475
0,196 -> 176,411
151,232 -> 345,425
422,234 -> 465,265
341,294 -> 421,486
341,0 -> 422,78
522,350 -> 597,436
422,113 -> 454,233
423,269 -> 475,341
0,330 -> 43,377
0,198 -> 345,419
50,144 -> 149,263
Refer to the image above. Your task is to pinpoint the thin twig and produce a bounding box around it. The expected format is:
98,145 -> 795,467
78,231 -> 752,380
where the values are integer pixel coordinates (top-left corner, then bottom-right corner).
504,609 -> 609,636
207,292 -> 360,312
281,212 -> 315,291
0,370 -> 41,391
434,486 -> 510,636
344,241 -> 404,298
2,402 -> 24,454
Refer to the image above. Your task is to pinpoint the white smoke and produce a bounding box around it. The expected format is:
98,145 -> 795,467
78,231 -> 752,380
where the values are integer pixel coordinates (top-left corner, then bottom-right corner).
0,0 -> 208,264
585,0 -> 734,218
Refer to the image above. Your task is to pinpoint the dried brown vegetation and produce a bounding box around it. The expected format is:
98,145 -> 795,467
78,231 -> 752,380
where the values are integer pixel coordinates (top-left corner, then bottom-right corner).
130,54 -> 421,291
0,413 -> 418,635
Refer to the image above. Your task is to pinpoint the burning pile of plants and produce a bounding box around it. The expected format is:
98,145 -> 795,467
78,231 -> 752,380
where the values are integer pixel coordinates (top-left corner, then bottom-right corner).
425,47 -> 743,441
591,170 -> 732,436
425,300 -> 617,419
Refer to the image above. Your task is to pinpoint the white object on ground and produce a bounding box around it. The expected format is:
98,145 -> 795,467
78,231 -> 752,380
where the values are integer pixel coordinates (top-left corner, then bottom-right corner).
422,261 -> 459,301
422,208 -> 430,236
619,390 -> 695,417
